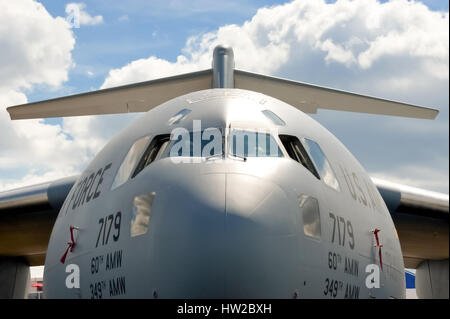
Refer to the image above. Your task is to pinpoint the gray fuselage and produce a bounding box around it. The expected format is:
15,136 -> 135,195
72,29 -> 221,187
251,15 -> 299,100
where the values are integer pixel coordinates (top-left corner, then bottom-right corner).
43,88 -> 405,299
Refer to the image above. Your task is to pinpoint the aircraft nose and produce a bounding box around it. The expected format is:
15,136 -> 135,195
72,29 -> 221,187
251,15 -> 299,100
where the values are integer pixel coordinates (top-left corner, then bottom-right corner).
147,172 -> 226,298
224,174 -> 299,298
148,171 -> 299,298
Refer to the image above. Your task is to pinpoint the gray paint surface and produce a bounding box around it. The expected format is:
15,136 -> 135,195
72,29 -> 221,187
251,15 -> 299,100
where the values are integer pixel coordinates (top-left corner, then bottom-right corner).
43,89 -> 406,298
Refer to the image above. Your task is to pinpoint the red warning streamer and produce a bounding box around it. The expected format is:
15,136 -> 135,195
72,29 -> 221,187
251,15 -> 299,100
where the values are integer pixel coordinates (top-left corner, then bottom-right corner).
373,228 -> 383,271
60,226 -> 77,264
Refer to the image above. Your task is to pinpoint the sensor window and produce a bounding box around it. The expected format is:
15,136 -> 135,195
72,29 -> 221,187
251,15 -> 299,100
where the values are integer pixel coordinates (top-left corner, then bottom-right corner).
299,194 -> 321,240
131,192 -> 155,237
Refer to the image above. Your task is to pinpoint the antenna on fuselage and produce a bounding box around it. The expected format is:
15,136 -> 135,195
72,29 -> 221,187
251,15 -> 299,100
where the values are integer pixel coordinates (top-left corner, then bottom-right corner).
212,45 -> 235,89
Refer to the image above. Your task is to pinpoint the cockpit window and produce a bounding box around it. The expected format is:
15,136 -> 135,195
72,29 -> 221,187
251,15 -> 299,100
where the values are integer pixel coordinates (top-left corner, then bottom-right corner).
279,135 -> 320,179
111,136 -> 151,190
230,130 -> 283,158
166,129 -> 224,157
168,109 -> 191,125
302,138 -> 340,191
132,134 -> 171,178
262,110 -> 286,126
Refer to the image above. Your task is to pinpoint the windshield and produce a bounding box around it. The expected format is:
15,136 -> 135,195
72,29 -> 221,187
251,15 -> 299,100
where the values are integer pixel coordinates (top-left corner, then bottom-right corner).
229,129 -> 283,158
165,129 -> 224,157
302,138 -> 340,191
162,128 -> 283,159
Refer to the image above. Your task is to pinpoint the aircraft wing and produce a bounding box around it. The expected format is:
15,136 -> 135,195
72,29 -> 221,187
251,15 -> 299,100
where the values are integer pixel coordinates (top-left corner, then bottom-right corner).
6,69 -> 438,120
0,175 -> 447,268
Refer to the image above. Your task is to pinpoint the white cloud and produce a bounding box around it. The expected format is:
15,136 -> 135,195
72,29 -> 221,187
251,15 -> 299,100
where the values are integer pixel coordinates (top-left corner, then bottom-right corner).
65,2 -> 103,26
0,0 -> 75,90
0,85 -> 101,190
102,0 -> 448,89
0,0 -> 88,191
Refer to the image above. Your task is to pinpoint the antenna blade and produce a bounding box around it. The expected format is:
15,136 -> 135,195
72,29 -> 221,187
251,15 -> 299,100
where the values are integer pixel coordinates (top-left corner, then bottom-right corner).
235,70 -> 439,119
7,69 -> 212,120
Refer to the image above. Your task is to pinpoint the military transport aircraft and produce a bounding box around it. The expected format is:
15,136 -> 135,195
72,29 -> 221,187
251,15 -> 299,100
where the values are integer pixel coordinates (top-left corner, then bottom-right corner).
0,45 -> 448,299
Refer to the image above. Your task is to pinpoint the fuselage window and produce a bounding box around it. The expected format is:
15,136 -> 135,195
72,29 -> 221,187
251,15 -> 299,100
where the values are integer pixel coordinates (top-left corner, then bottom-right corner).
132,134 -> 171,178
230,129 -> 283,158
279,135 -> 320,179
302,138 -> 340,191
111,136 -> 151,190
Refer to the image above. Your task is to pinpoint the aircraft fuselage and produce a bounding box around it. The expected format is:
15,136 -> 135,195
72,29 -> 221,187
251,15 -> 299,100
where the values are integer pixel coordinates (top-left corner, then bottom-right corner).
44,88 -> 405,299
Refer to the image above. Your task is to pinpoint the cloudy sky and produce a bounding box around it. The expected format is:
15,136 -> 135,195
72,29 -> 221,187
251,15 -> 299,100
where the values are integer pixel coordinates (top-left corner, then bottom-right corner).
0,0 -> 448,194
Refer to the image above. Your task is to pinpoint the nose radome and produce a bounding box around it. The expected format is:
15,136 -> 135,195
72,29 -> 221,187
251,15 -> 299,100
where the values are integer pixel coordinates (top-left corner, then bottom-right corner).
151,171 -> 299,298
224,173 -> 299,298
149,172 -> 226,298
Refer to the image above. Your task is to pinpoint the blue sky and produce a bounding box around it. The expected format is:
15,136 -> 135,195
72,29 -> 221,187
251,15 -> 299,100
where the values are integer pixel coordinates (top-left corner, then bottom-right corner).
0,0 -> 448,194
31,0 -> 450,102
31,1 -> 283,102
